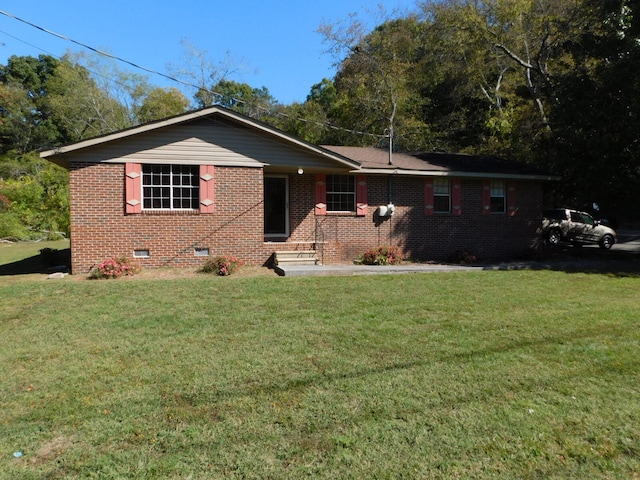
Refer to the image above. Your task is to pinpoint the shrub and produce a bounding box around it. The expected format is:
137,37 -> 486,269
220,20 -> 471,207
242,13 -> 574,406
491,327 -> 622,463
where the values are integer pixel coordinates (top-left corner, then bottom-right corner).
357,245 -> 402,265
448,249 -> 478,265
200,255 -> 244,276
89,256 -> 139,279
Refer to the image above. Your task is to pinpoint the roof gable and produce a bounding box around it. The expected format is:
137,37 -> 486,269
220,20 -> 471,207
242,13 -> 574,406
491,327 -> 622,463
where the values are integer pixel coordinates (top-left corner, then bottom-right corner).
41,106 -> 360,171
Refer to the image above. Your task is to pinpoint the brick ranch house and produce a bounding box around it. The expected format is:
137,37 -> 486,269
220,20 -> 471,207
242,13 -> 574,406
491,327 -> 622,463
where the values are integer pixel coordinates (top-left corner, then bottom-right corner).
41,106 -> 555,274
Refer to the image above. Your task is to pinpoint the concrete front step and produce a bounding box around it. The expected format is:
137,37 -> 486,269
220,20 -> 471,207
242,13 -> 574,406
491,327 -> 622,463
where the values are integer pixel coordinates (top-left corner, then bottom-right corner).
274,250 -> 318,266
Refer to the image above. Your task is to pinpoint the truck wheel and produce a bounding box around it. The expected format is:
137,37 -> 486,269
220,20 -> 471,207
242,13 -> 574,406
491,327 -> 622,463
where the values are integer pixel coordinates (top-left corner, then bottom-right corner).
547,229 -> 561,246
599,234 -> 614,250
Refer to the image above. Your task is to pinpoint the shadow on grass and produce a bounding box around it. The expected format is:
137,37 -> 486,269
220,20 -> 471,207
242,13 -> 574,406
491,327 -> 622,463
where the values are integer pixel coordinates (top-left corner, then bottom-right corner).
486,245 -> 640,278
187,321 -> 627,406
0,248 -> 71,276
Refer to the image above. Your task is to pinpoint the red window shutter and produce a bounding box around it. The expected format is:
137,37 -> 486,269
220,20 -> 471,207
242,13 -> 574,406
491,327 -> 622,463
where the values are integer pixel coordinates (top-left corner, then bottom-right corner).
481,180 -> 491,215
452,179 -> 462,216
507,181 -> 517,216
200,165 -> 215,214
356,175 -> 368,216
424,179 -> 434,216
125,163 -> 142,214
315,174 -> 327,215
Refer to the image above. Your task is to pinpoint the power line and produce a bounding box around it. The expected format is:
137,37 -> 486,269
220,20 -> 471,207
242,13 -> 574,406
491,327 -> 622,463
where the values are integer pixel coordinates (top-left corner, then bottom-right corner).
0,28 -> 156,100
0,9 -> 386,141
0,9 -> 194,89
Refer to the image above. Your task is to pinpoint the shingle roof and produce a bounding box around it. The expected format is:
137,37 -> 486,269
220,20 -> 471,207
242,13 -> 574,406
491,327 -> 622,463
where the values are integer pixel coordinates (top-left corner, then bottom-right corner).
322,146 -> 556,180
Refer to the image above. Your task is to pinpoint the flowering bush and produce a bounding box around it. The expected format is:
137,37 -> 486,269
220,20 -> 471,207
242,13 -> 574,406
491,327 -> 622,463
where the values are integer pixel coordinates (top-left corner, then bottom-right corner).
200,255 -> 244,276
357,245 -> 402,265
89,256 -> 139,279
448,249 -> 478,265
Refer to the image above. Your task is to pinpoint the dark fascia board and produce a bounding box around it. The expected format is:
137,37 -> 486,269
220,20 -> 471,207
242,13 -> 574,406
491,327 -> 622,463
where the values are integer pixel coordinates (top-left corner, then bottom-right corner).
354,167 -> 560,181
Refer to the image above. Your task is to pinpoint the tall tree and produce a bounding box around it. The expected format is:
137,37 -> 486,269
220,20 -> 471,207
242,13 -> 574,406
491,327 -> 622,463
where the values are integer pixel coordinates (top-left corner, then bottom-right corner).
0,55 -> 63,153
548,0 -> 640,220
169,39 -> 244,108
211,79 -> 277,118
319,16 -> 427,149
46,57 -> 129,142
136,87 -> 190,124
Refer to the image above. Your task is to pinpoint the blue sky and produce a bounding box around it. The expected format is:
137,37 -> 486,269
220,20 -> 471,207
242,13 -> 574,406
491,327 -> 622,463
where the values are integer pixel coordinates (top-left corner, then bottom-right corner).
0,1 -> 416,105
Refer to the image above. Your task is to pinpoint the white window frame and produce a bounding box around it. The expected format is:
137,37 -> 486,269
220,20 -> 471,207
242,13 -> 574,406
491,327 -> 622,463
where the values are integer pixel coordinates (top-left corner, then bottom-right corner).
142,164 -> 200,211
133,249 -> 150,258
433,178 -> 451,214
490,180 -> 506,214
326,175 -> 356,213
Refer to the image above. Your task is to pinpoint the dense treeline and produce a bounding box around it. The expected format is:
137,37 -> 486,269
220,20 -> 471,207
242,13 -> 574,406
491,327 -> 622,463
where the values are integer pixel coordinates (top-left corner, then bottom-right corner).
0,53 -> 189,239
306,0 -> 639,224
1,0 -> 638,239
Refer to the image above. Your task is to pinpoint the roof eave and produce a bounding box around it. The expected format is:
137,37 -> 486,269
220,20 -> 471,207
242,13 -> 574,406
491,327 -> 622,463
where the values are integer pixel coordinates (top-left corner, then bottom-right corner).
355,168 -> 560,181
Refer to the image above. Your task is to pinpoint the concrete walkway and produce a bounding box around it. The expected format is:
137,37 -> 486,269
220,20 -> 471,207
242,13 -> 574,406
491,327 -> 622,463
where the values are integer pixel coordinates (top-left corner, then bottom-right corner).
275,230 -> 640,277
275,263 -> 480,277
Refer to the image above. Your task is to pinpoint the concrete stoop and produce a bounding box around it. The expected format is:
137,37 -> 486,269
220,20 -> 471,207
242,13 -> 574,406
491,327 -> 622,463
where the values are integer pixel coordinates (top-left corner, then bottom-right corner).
274,250 -> 319,267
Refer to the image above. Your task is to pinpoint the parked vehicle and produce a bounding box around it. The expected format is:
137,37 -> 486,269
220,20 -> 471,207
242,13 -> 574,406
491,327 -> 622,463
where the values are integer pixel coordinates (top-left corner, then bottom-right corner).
541,208 -> 617,249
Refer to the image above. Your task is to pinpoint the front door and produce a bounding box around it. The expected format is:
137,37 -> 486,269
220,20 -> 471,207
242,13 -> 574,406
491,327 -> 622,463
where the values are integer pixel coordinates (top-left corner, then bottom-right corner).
264,175 -> 289,238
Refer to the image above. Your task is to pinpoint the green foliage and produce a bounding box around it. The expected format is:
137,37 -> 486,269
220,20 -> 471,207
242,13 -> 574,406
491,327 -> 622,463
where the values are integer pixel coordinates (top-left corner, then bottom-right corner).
2,1 -> 640,225
0,153 -> 69,240
307,78 -> 337,111
0,53 -> 192,240
209,79 -> 277,117
272,101 -> 329,144
199,255 -> 244,276
136,87 -> 190,123
0,55 -> 64,153
46,57 -> 129,142
311,0 -> 640,222
545,0 -> 640,221
0,210 -> 29,239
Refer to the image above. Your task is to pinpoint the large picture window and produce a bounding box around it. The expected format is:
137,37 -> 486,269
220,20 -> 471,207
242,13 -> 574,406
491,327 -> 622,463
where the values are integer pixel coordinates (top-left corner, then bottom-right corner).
142,164 -> 200,210
433,178 -> 451,213
326,175 -> 355,212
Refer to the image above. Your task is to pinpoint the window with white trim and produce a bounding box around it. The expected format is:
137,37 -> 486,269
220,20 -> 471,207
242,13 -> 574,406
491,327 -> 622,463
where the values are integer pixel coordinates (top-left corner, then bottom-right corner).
433,178 -> 451,213
326,175 -> 355,212
490,180 -> 506,213
142,164 -> 200,210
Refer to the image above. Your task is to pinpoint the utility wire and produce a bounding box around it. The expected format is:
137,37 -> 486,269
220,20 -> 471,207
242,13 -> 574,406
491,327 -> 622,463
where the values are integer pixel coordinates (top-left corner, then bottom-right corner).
0,9 -> 386,140
0,28 -> 156,101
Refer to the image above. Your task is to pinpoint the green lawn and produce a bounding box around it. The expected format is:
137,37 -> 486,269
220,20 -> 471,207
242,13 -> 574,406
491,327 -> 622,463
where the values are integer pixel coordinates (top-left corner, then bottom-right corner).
1,254 -> 639,478
0,239 -> 70,276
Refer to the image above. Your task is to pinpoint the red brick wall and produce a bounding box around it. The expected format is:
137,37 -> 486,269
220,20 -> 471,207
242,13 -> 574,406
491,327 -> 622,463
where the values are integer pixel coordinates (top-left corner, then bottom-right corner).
285,175 -> 543,264
69,162 -> 269,273
68,163 -> 544,273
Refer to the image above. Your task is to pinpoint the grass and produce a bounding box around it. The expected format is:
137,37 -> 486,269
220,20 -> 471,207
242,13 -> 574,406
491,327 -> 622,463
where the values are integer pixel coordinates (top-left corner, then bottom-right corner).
0,239 -> 70,276
0,246 -> 639,478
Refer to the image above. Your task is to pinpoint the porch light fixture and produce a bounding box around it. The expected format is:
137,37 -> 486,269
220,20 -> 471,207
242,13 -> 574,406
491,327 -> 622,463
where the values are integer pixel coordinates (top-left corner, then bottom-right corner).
297,168 -> 304,175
